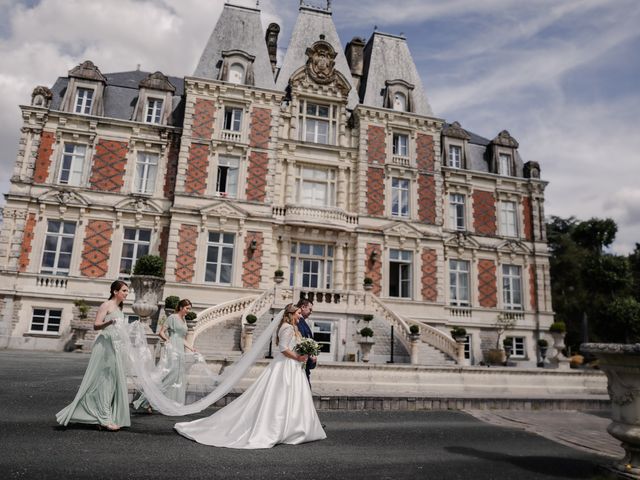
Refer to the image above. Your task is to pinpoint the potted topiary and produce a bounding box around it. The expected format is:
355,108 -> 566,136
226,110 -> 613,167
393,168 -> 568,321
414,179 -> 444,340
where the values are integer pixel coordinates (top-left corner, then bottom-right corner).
363,277 -> 373,291
450,326 -> 467,343
537,338 -> 549,362
245,314 -> 257,325
358,326 -> 375,362
274,269 -> 284,284
548,321 -> 569,369
164,295 -> 180,314
362,314 -> 374,323
409,324 -> 421,343
503,337 -> 513,365
185,311 -> 198,330
549,321 -> 566,334
130,255 -> 166,337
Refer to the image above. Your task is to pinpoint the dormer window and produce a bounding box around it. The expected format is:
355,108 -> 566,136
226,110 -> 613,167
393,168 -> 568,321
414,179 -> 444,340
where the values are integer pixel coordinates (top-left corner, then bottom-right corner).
449,145 -> 462,168
145,98 -> 164,124
220,50 -> 255,86
74,88 -> 94,114
393,92 -> 407,112
499,153 -> 512,176
229,63 -> 245,84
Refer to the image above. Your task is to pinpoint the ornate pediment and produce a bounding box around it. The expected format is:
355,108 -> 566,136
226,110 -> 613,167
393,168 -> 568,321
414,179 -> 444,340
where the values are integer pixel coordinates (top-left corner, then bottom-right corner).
31,86 -> 53,108
491,130 -> 519,148
496,239 -> 531,255
289,40 -> 352,96
443,121 -> 471,141
39,188 -> 91,207
68,60 -> 106,83
200,201 -> 248,219
114,196 -> 164,215
382,221 -> 423,239
444,231 -> 481,250
139,71 -> 175,93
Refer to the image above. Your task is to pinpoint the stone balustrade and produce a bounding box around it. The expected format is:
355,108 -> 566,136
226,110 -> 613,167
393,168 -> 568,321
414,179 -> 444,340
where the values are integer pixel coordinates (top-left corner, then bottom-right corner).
271,205 -> 358,228
192,295 -> 258,341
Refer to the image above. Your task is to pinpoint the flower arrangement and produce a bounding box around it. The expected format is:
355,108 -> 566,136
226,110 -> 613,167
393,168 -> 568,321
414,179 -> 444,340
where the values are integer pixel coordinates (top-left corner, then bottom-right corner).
295,338 -> 322,357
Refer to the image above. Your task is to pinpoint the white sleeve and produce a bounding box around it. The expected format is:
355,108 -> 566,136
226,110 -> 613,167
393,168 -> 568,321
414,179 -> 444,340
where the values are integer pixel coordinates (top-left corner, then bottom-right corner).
278,324 -> 294,353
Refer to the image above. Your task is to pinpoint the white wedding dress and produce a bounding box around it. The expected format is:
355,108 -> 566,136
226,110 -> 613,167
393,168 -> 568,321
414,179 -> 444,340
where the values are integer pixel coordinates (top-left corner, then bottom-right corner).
174,323 -> 326,449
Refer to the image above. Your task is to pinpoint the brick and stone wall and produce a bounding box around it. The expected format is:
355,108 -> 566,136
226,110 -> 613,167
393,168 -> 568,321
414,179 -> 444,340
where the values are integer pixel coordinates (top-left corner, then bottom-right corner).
366,167 -> 385,216
158,226 -> 170,265
366,125 -> 385,165
80,220 -> 113,278
478,259 -> 497,308
529,264 -> 537,310
473,190 -> 497,236
185,143 -> 209,195
249,107 -> 271,149
192,98 -> 216,140
18,213 -> 36,273
523,197 -> 534,241
416,134 -> 435,171
418,174 -> 436,224
246,151 -> 268,202
33,131 -> 55,183
175,224 -> 198,283
364,243 -> 382,296
163,138 -> 180,200
242,231 -> 263,288
89,139 -> 128,192
421,248 -> 438,302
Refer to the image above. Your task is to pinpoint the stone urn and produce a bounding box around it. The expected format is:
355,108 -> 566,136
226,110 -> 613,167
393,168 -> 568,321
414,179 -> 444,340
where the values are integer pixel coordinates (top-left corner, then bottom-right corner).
409,332 -> 421,365
582,343 -> 640,478
549,332 -> 570,369
242,323 -> 257,352
130,275 -> 165,341
358,337 -> 375,363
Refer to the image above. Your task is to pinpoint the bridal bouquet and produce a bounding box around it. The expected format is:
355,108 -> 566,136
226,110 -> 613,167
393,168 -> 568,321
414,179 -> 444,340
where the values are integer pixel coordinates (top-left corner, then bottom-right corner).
295,338 -> 321,368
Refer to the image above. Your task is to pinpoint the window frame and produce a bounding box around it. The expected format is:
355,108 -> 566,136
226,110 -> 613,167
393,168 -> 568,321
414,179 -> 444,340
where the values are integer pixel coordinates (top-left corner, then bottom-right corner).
40,220 -> 76,276
506,336 -> 526,358
295,165 -> 336,208
145,97 -> 164,124
391,177 -> 410,218
119,228 -> 152,276
289,242 -> 334,289
298,100 -> 337,146
29,308 -> 62,335
499,200 -> 518,237
449,144 -> 462,168
502,264 -> 523,310
216,156 -> 240,198
392,133 -> 409,157
74,87 -> 94,115
134,152 -> 159,195
498,153 -> 513,176
223,107 -> 243,132
204,232 -> 235,285
389,249 -> 412,298
58,143 -> 87,186
449,193 -> 466,231
449,259 -> 470,306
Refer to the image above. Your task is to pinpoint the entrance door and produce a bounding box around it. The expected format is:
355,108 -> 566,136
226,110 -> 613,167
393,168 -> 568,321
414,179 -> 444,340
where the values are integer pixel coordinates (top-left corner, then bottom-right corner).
311,320 -> 334,361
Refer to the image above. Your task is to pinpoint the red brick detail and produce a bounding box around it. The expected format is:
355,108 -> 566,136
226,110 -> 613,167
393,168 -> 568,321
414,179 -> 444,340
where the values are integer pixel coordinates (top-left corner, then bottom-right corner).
246,151 -> 268,202
184,143 -> 209,195
80,220 -> 113,278
418,174 -> 436,224
175,225 -> 198,283
249,107 -> 271,149
192,98 -> 215,140
89,139 -> 128,192
365,243 -> 382,296
421,248 -> 438,302
158,226 -> 170,264
478,259 -> 497,308
416,134 -> 435,171
367,125 -> 386,164
242,231 -> 264,288
366,166 -> 385,216
523,197 -> 534,241
33,131 -> 55,184
529,264 -> 537,310
473,190 -> 497,236
163,138 -> 180,200
18,213 -> 37,272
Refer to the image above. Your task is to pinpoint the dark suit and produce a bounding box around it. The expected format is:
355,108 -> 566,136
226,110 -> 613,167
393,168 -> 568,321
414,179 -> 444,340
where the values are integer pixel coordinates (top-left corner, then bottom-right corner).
297,316 -> 316,384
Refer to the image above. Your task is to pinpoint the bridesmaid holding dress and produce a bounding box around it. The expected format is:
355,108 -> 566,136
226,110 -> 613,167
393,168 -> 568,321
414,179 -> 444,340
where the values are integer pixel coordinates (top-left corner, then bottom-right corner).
133,299 -> 196,412
56,280 -> 131,431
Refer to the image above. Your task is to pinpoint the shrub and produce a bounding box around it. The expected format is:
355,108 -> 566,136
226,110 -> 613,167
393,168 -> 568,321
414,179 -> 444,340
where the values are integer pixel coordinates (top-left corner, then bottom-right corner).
73,299 -> 89,319
246,314 -> 257,324
132,255 -> 165,277
360,327 -> 374,337
363,277 -> 373,285
503,337 -> 513,347
274,269 -> 284,277
164,295 -> 180,310
409,324 -> 420,335
450,326 -> 467,338
362,314 -> 374,322
185,311 -> 197,322
537,339 -> 549,348
549,321 -> 566,334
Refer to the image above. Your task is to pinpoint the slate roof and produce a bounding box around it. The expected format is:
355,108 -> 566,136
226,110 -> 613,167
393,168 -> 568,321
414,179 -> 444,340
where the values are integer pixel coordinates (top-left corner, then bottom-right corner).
193,3 -> 276,90
49,70 -> 185,126
359,32 -> 433,116
275,5 -> 359,108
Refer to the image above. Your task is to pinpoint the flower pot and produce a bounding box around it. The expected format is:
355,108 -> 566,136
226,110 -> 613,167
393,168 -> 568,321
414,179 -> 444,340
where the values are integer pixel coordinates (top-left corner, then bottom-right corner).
130,275 -> 165,340
548,331 -> 570,369
358,338 -> 375,362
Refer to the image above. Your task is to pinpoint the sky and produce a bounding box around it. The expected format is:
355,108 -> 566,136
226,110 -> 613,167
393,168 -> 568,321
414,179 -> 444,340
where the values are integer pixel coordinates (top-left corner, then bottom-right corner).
0,0 -> 638,253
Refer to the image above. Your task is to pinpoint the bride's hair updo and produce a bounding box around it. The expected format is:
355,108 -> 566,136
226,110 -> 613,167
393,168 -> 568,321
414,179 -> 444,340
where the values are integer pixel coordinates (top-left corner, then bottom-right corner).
275,303 -> 300,346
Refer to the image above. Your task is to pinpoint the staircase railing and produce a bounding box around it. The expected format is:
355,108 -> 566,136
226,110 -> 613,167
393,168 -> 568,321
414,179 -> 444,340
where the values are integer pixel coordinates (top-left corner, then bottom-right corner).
192,295 -> 258,341
367,294 -> 413,352
241,289 -> 275,322
413,321 -> 459,360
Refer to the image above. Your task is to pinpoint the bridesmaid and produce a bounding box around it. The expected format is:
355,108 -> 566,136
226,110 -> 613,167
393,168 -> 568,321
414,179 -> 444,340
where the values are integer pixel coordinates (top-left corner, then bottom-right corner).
56,280 -> 130,431
133,298 -> 196,412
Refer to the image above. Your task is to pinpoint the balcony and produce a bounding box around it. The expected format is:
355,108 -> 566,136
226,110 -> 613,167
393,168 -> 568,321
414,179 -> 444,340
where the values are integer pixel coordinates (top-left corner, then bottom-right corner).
220,130 -> 242,143
272,205 -> 358,230
391,155 -> 411,167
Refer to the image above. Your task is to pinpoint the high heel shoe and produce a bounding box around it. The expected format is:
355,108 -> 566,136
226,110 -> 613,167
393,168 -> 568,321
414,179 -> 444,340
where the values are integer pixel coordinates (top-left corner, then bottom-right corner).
98,424 -> 120,431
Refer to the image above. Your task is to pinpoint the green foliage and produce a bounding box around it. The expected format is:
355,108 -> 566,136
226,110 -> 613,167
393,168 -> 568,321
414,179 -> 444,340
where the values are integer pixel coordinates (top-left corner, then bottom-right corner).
604,297 -> 640,343
549,321 -> 566,333
132,255 -> 165,277
73,299 -> 89,319
537,339 -> 548,348
245,314 -> 257,324
363,277 -> 373,285
450,326 -> 467,338
360,327 -> 374,337
572,218 -> 617,253
185,311 -> 197,322
503,337 -> 513,349
409,324 -> 420,335
164,295 -> 180,310
274,269 -> 284,277
362,314 -> 374,322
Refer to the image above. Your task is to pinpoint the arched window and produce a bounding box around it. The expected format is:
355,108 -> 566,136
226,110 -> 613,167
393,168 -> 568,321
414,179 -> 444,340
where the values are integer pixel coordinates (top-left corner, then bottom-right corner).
229,63 -> 245,85
393,92 -> 407,112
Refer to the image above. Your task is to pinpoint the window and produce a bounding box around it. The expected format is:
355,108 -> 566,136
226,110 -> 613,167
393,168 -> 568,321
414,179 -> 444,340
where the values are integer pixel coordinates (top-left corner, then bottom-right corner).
205,232 -> 235,284
449,193 -> 466,230
145,98 -> 163,124
449,145 -> 462,168
41,221 -> 76,276
502,264 -> 522,310
312,320 -> 333,355
119,228 -> 151,275
58,144 -> 86,186
229,63 -> 245,84
296,166 -> 336,207
74,87 -> 94,114
298,101 -> 337,145
30,308 -> 62,334
393,92 -> 407,112
392,133 -> 409,157
391,177 -> 410,218
223,107 -> 243,131
389,249 -> 412,298
499,201 -> 518,237
449,259 -> 470,306
498,153 -> 512,176
463,334 -> 472,361
506,336 -> 525,358
134,152 -> 158,195
289,242 -> 333,289
216,156 -> 239,198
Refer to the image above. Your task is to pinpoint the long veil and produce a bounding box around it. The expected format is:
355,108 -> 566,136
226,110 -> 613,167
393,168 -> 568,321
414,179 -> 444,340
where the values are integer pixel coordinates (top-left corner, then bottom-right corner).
114,308 -> 284,416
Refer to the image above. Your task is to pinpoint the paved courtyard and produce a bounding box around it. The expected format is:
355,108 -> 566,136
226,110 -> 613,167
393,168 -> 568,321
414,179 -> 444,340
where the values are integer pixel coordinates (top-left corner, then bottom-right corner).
0,350 -> 620,479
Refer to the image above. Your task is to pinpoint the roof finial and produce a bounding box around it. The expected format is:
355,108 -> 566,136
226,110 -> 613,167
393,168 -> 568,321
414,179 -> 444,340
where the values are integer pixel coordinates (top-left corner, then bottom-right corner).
327,0 -> 332,10
374,25 -> 378,31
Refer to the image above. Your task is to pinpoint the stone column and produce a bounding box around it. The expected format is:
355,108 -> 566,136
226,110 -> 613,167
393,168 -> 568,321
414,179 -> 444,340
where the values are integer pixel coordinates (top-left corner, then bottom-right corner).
337,166 -> 347,208
243,324 -> 256,352
334,236 -> 345,291
285,159 -> 296,204
409,333 -> 420,365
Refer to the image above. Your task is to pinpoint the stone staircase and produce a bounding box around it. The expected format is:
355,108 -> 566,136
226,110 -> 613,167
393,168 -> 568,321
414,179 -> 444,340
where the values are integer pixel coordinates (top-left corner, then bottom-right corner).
193,316 -> 241,358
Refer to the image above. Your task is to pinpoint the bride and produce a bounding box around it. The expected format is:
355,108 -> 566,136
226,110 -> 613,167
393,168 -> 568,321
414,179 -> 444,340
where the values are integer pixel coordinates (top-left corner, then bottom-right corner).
174,303 -> 326,448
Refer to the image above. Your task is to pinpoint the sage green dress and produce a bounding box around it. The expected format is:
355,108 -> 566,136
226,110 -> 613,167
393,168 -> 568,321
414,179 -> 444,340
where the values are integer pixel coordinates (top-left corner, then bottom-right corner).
56,310 -> 130,428
133,314 -> 188,409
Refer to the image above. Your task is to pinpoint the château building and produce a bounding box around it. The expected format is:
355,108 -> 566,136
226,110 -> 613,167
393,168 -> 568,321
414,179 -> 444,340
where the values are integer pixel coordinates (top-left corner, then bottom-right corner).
0,2 -> 551,367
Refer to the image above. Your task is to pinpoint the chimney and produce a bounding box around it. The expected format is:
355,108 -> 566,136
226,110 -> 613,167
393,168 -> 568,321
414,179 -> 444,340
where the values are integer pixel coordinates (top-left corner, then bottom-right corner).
265,23 -> 280,74
345,36 -> 365,89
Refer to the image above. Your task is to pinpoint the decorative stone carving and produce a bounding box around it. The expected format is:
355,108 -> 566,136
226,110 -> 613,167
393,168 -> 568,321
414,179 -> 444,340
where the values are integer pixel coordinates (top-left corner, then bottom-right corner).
130,275 -> 165,340
306,40 -> 337,85
443,121 -> 471,141
491,130 -> 519,148
139,71 -> 176,92
68,60 -> 106,83
31,86 -> 53,108
524,161 -> 541,179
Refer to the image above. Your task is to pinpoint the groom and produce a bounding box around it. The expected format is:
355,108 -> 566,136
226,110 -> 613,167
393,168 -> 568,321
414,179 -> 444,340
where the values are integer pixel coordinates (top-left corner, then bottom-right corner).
296,299 -> 316,384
